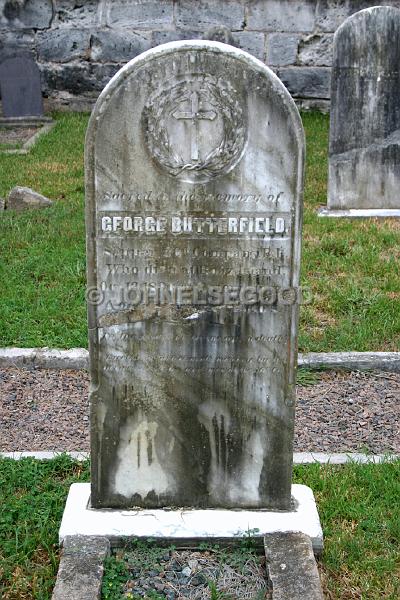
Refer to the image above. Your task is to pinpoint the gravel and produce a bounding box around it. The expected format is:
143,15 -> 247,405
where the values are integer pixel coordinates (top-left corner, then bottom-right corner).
0,367 -> 399,453
113,546 -> 270,600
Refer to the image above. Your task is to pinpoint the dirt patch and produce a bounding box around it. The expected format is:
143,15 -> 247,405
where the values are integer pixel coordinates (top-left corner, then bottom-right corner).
0,126 -> 39,149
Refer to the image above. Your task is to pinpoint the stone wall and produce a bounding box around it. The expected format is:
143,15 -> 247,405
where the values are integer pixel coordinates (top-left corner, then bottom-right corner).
1,0 -> 400,112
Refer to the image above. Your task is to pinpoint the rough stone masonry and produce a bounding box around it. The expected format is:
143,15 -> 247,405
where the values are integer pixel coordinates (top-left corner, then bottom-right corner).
85,40 -> 304,510
3,0 -> 400,112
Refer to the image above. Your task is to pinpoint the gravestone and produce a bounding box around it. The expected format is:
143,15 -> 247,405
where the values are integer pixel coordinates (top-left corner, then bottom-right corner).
0,50 -> 44,118
85,41 -> 305,511
321,6 -> 400,217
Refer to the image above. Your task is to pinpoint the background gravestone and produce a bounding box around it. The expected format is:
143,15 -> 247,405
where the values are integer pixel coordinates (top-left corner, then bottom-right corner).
85,41 -> 304,511
0,49 -> 43,118
327,6 -> 400,212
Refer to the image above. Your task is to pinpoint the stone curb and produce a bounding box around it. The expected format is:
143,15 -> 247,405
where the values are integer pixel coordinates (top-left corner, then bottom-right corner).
265,532 -> 324,599
1,121 -> 55,155
52,535 -> 110,600
1,451 -> 398,464
51,532 -> 322,600
0,348 -> 399,373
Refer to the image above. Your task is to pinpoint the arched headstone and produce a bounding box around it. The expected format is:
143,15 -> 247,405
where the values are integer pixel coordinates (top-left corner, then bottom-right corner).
0,50 -> 44,118
322,6 -> 400,217
85,41 -> 305,510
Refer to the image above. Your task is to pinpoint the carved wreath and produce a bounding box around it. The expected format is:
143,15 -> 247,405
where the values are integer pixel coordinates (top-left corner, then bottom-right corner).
143,77 -> 246,179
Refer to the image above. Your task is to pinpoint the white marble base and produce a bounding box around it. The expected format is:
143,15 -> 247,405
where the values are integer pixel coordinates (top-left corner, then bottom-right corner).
318,207 -> 400,218
59,483 -> 323,555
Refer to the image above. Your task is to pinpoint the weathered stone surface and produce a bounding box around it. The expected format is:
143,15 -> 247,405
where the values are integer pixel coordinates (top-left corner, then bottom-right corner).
246,0 -> 315,32
86,41 -> 304,510
266,33 -> 299,67
41,62 -> 121,95
176,0 -> 244,31
0,197 -> 4,210
152,29 -> 199,46
0,0 -> 52,29
153,30 -> 265,62
232,31 -> 265,61
0,50 -> 43,118
202,25 -> 234,45
53,0 -> 99,28
6,186 -> 53,211
277,67 -> 331,99
52,535 -> 110,600
315,0 -> 398,32
91,30 -> 151,62
37,29 -> 90,63
3,0 -> 400,110
106,0 -> 174,29
0,30 -> 35,52
328,6 -> 400,210
264,532 -> 323,599
298,34 -> 333,67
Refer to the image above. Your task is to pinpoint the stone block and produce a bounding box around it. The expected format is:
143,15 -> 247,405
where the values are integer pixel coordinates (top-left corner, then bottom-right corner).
0,0 -> 52,29
0,197 -> 4,210
232,31 -> 265,61
246,0 -> 316,32
153,30 -> 265,61
277,67 -> 331,98
53,0 -> 99,28
264,532 -> 324,599
266,33 -> 299,67
107,0 -> 173,29
176,0 -> 245,31
37,29 -> 91,63
52,535 -> 110,600
41,62 -> 121,95
298,34 -> 333,67
152,30 -> 200,46
6,186 -> 53,211
91,30 -> 151,62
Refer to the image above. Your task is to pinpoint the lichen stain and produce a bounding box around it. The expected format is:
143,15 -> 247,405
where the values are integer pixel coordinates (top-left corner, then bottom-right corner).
198,400 -> 264,505
114,414 -> 170,498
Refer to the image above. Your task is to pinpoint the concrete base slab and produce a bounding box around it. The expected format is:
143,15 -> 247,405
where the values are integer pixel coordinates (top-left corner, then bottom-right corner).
59,483 -> 323,555
318,207 -> 400,218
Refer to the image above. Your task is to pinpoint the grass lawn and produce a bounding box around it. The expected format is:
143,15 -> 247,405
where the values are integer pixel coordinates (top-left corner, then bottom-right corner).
0,456 -> 398,599
0,111 -> 399,351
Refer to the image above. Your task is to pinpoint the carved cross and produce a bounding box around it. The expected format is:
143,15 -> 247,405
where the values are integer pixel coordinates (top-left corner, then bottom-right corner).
172,91 -> 217,161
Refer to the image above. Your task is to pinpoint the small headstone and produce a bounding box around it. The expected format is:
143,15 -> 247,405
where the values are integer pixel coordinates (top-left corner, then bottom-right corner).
86,41 -> 304,510
0,50 -> 44,118
7,186 -> 52,211
327,6 -> 400,211
202,26 -> 234,46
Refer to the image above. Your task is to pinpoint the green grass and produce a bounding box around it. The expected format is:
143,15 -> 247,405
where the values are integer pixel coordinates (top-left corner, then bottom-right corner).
0,455 -> 90,600
0,111 -> 399,351
0,457 -> 398,599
